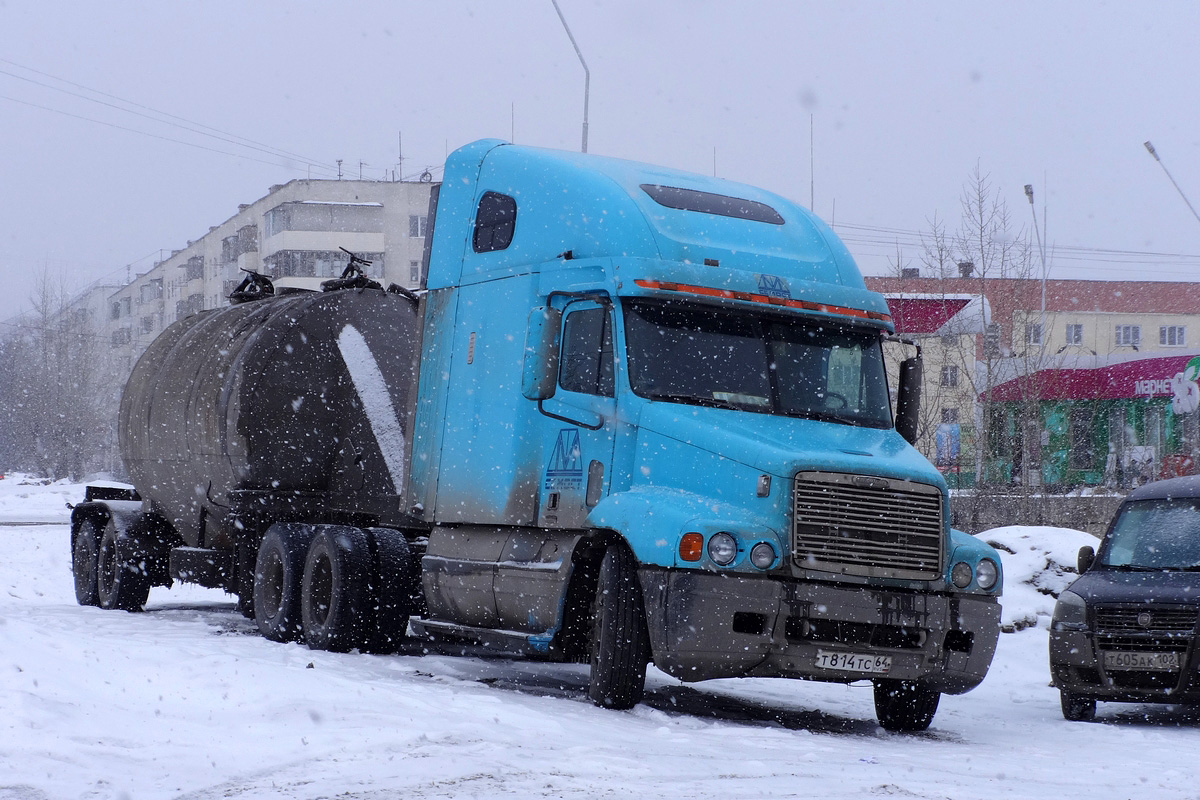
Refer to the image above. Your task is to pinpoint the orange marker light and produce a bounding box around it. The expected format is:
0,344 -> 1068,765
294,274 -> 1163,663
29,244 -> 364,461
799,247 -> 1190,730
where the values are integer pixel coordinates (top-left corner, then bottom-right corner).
679,532 -> 704,562
633,279 -> 892,324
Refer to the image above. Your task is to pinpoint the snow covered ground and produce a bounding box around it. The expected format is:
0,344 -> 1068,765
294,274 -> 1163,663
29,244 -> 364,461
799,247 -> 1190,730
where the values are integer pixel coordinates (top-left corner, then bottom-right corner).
3,475 -> 1200,799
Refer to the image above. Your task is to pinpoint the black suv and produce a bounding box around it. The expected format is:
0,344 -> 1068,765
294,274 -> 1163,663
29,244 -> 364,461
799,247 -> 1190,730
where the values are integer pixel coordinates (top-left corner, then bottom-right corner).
1050,476 -> 1200,721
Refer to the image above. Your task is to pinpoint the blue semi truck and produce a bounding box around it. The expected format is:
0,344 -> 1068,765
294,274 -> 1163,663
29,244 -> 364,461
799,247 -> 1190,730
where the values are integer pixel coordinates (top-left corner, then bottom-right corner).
71,139 -> 1002,731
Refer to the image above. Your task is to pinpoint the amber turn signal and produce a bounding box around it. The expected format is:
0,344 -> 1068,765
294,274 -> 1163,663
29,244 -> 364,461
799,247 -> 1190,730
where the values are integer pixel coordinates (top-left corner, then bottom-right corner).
679,532 -> 704,562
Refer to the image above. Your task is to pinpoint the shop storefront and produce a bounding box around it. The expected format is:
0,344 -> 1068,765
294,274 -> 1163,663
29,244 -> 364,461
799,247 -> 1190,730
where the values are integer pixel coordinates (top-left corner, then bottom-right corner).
983,354 -> 1200,489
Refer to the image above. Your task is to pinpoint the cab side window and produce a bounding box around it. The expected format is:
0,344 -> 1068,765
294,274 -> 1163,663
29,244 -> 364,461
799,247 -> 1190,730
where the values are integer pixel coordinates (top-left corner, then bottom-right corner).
472,191 -> 517,253
559,308 -> 614,397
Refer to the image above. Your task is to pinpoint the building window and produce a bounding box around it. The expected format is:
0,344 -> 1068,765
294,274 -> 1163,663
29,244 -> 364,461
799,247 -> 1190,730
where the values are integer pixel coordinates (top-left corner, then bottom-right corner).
939,365 -> 959,387
141,315 -> 155,334
1065,323 -> 1083,345
1025,323 -> 1043,345
1161,325 -> 1186,347
111,327 -> 131,347
408,215 -> 429,238
1115,324 -> 1140,347
941,408 -> 960,424
1069,405 -> 1095,470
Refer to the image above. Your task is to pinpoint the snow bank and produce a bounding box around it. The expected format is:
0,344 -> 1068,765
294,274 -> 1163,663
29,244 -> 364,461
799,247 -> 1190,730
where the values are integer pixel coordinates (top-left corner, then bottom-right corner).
981,525 -> 1100,632
0,472 -> 89,523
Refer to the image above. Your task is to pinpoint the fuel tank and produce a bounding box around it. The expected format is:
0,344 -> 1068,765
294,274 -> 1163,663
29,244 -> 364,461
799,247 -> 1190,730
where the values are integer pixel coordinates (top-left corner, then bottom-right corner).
118,287 -> 421,548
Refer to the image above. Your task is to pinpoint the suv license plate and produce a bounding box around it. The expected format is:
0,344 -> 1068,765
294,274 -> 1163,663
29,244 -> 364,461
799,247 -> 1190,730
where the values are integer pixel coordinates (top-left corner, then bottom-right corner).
1103,651 -> 1181,671
815,650 -> 892,674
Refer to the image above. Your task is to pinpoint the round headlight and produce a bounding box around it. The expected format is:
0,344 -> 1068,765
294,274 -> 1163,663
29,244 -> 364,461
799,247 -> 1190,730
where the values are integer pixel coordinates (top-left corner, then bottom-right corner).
749,542 -> 776,569
707,532 -> 738,566
951,561 -> 973,588
975,558 -> 999,591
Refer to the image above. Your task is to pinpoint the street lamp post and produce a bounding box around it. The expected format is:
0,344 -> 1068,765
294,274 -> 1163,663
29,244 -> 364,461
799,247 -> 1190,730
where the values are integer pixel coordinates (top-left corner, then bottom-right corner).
1024,184 -> 1049,352
1145,141 -> 1200,227
551,0 -> 590,153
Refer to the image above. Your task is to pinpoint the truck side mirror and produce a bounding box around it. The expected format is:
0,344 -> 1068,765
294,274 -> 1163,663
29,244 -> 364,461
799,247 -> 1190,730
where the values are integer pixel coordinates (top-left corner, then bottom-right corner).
895,355 -> 922,445
521,306 -> 562,400
1077,545 -> 1095,574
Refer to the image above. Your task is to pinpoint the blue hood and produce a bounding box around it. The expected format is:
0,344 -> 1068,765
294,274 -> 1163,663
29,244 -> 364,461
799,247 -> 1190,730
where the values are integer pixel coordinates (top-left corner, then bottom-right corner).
635,401 -> 944,487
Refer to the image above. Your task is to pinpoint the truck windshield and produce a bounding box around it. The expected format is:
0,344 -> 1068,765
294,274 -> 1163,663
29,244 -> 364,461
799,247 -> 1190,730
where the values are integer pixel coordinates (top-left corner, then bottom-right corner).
623,298 -> 892,428
1098,498 -> 1200,570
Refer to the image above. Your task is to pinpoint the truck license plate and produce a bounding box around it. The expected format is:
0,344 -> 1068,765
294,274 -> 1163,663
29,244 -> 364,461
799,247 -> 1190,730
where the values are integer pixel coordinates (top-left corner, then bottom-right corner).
815,650 -> 892,674
1103,651 -> 1181,671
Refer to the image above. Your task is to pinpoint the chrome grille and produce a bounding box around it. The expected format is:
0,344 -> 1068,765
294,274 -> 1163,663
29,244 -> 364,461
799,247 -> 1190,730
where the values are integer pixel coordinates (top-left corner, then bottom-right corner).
1095,606 -> 1197,633
792,471 -> 944,580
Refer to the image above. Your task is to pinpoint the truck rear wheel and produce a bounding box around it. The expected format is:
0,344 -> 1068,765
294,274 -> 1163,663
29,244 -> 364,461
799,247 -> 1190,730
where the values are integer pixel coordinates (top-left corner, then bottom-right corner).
301,526 -> 372,653
1060,690 -> 1096,722
96,519 -> 151,612
253,523 -> 315,642
587,545 -> 649,709
72,518 -> 102,606
873,679 -> 940,732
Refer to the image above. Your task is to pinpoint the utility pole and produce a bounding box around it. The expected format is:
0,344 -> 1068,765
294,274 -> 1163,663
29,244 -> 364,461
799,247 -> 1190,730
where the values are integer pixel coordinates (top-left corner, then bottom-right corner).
551,0 -> 590,153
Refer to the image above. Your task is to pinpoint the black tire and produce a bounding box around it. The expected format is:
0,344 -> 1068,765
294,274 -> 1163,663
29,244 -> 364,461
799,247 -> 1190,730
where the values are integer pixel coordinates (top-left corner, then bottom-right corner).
301,526 -> 372,653
1060,690 -> 1097,722
72,518 -> 102,606
587,545 -> 650,709
362,527 -> 416,654
253,523 -> 315,642
874,679 -> 941,732
96,518 -> 151,612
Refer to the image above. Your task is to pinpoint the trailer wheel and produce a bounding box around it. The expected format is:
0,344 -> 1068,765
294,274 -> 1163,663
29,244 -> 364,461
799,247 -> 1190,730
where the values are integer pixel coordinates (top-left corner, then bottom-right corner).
96,519 -> 151,612
873,679 -> 941,732
253,524 -> 315,642
587,544 -> 649,709
362,528 -> 416,654
302,526 -> 372,653
1060,690 -> 1097,722
72,518 -> 102,606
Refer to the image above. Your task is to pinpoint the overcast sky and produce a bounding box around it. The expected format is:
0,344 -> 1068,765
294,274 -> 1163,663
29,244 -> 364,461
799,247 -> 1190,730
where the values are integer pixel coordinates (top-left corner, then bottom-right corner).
2,1 -> 1199,322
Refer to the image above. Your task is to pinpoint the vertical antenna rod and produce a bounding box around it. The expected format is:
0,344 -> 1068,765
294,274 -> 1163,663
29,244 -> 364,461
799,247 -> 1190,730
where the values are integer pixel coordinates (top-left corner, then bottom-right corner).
551,0 -> 590,152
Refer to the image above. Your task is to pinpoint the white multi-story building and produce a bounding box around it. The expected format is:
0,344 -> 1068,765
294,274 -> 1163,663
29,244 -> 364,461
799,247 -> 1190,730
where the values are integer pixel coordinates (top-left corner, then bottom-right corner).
107,178 -> 433,372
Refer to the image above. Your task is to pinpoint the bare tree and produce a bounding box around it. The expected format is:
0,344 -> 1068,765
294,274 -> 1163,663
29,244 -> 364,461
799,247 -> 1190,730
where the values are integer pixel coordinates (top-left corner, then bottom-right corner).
0,273 -> 115,480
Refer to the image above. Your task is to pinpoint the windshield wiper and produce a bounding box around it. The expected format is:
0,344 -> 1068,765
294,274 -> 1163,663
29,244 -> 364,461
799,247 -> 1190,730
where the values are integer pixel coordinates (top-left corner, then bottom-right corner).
1106,563 -> 1160,571
648,393 -> 744,411
782,409 -> 871,427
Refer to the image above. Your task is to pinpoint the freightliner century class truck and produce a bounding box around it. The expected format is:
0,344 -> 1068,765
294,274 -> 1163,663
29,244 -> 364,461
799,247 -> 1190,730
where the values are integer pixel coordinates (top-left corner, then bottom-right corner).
71,139 -> 1003,731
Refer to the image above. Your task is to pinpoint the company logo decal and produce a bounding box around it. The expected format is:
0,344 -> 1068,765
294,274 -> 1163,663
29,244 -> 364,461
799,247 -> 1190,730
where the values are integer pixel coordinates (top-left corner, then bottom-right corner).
1171,356 -> 1200,415
545,428 -> 583,490
756,273 -> 791,300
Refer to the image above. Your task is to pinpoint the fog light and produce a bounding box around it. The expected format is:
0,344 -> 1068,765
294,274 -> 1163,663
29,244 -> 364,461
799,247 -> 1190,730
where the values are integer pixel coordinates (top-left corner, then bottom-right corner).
976,558 -> 998,590
708,532 -> 737,566
951,561 -> 973,588
750,542 -> 776,569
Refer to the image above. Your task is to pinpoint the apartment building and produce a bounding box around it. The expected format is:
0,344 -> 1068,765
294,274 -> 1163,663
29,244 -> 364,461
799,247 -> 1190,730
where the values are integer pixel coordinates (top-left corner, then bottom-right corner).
106,178 -> 433,373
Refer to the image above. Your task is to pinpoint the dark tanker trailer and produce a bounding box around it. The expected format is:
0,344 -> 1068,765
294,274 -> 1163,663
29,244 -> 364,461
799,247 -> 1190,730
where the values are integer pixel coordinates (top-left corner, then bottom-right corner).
74,277 -> 425,649
70,139 -> 1003,730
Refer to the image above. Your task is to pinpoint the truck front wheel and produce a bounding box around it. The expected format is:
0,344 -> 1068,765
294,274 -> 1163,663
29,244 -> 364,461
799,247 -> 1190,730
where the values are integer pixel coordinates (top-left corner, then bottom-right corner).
873,679 -> 940,732
96,519 -> 151,612
587,545 -> 649,709
72,518 -> 101,606
253,524 -> 315,642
